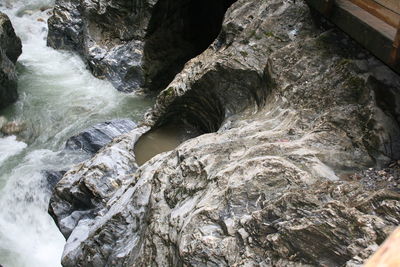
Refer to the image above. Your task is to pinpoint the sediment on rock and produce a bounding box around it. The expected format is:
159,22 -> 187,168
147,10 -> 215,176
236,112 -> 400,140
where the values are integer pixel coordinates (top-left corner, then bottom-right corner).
50,0 -> 400,266
0,12 -> 22,110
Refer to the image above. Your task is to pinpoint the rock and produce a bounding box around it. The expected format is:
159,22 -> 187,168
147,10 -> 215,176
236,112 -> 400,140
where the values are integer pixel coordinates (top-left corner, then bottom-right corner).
47,0 -> 236,91
1,121 -> 25,135
43,170 -> 67,190
0,116 -> 7,128
65,119 -> 137,154
350,162 -> 400,192
0,12 -> 22,110
49,126 -> 148,238
47,0 -> 154,91
50,0 -> 400,266
44,119 -> 137,196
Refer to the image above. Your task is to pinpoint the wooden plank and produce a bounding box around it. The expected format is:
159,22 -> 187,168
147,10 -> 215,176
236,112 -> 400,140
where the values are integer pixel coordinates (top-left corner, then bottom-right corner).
337,0 -> 396,40
390,23 -> 400,65
364,227 -> 400,267
375,0 -> 400,15
349,0 -> 400,28
305,0 -> 400,74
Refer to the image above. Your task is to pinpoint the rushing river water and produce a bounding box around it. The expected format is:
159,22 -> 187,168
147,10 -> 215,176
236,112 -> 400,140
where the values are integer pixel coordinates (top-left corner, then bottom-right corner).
0,1 -> 153,266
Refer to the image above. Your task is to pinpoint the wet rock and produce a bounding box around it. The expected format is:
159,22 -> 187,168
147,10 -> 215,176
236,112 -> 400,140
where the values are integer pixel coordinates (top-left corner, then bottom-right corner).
43,170 -> 67,190
51,0 -> 400,266
47,0 -> 153,91
47,0 -> 236,91
1,121 -> 25,135
65,119 -> 137,154
44,119 -> 137,196
49,126 -> 148,238
0,12 -> 22,110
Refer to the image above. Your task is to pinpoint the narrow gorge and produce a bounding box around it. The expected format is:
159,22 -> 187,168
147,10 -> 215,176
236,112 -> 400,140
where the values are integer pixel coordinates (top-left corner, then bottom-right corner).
1,0 -> 400,266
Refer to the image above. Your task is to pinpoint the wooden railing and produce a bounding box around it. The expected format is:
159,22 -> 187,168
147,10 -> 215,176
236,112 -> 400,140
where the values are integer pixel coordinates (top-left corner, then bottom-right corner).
374,0 -> 400,15
347,0 -> 400,64
349,0 -> 399,27
305,0 -> 400,73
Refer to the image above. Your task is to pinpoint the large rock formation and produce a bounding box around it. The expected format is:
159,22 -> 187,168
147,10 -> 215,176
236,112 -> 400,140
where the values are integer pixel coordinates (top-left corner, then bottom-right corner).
0,12 -> 22,110
49,0 -> 400,266
47,0 -> 237,92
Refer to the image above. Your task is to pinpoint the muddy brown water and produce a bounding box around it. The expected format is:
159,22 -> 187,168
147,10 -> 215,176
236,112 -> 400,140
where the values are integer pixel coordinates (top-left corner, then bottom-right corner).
134,124 -> 199,166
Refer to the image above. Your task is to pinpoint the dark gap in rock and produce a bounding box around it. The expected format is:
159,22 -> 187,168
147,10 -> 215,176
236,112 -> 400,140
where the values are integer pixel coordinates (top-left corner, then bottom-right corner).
143,0 -> 237,91
369,76 -> 400,160
155,88 -> 226,134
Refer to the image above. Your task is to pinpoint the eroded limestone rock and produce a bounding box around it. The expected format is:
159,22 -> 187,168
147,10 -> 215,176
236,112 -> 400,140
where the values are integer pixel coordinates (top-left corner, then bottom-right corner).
0,12 -> 22,110
50,0 -> 400,266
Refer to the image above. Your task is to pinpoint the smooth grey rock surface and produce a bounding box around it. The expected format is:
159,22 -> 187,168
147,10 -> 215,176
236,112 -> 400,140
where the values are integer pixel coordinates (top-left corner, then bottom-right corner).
65,119 -> 137,154
44,119 -> 137,199
50,0 -> 400,266
0,12 -> 21,110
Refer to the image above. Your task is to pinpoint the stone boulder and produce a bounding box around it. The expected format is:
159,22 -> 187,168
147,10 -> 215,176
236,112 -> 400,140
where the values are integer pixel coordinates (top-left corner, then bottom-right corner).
65,119 -> 137,154
0,12 -> 22,110
1,120 -> 25,135
49,126 -> 148,238
43,119 -> 138,192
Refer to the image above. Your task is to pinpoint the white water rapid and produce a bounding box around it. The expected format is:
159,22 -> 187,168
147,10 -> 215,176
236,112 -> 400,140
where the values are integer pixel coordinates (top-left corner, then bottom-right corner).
0,1 -> 153,266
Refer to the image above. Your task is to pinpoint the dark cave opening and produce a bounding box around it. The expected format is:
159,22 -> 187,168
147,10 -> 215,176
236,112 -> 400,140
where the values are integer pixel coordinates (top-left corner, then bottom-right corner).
143,0 -> 237,91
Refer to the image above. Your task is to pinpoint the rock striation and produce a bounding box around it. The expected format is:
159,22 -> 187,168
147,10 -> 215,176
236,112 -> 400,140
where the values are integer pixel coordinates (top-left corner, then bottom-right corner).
65,119 -> 137,154
49,0 -> 400,266
49,126 -> 148,239
43,119 -> 138,191
0,12 -> 22,110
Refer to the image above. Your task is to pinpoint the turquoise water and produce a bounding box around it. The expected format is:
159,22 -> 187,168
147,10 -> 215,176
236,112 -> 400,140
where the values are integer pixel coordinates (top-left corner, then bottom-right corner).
0,1 -> 153,266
